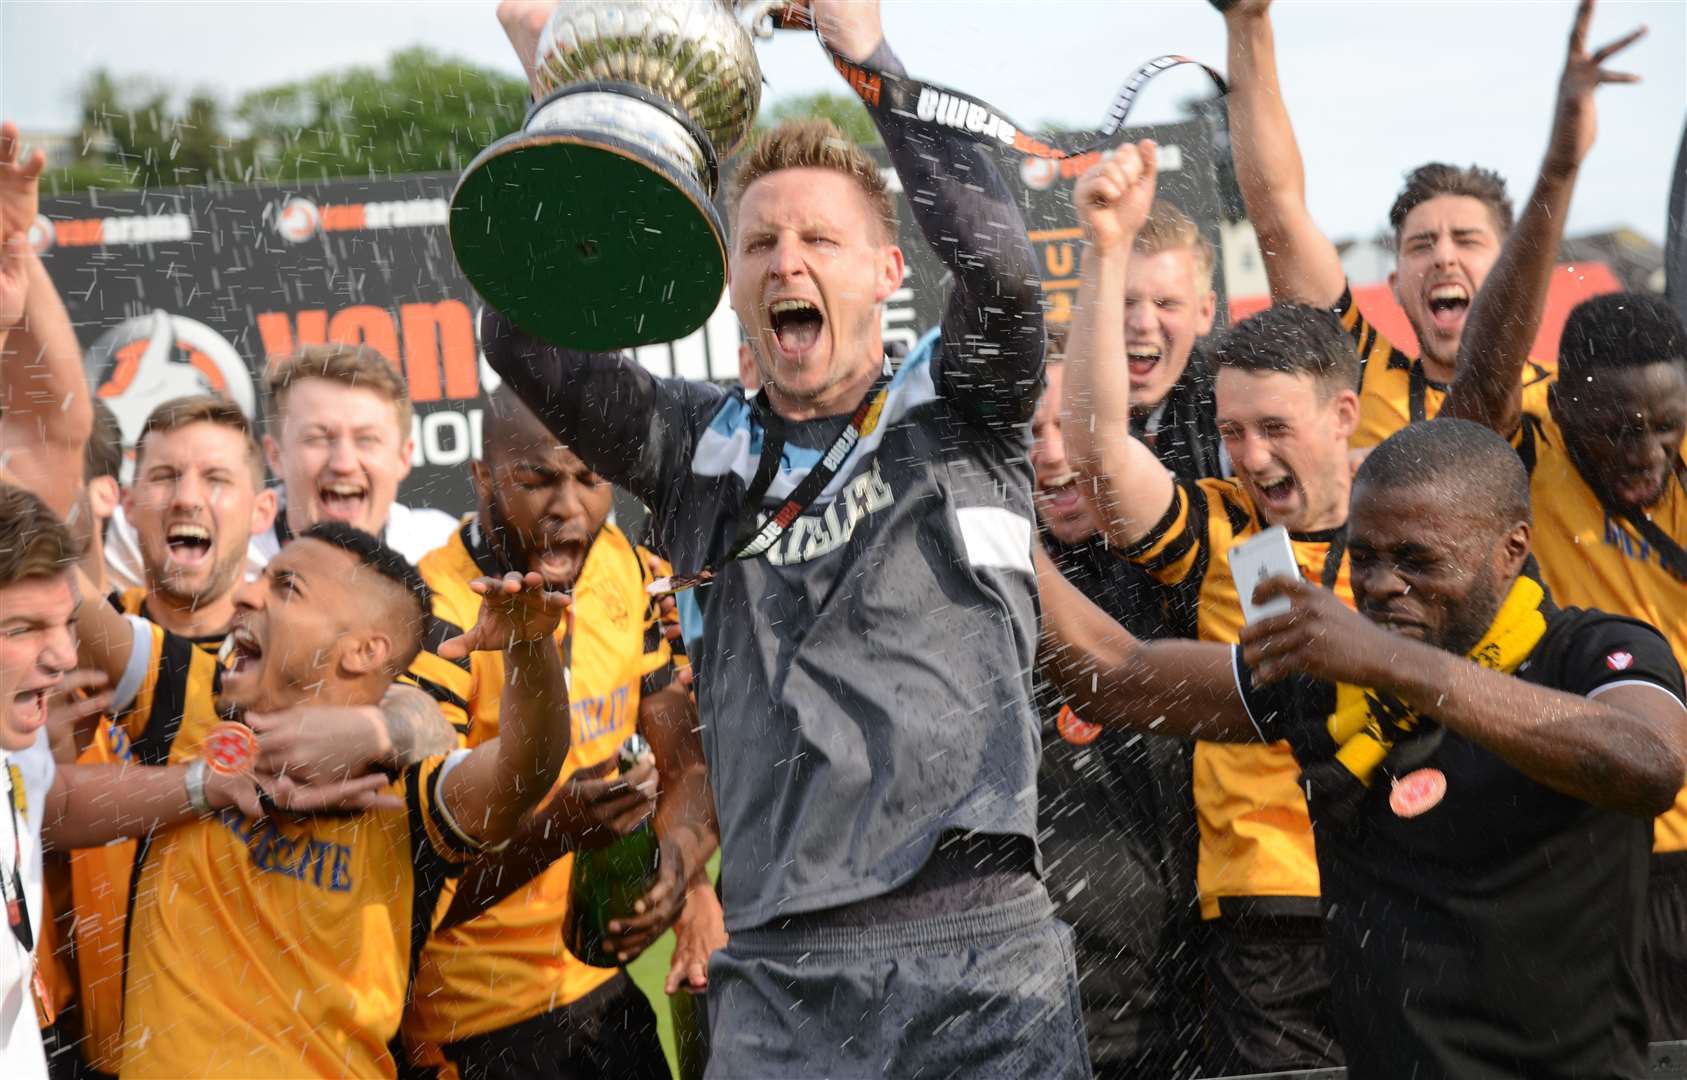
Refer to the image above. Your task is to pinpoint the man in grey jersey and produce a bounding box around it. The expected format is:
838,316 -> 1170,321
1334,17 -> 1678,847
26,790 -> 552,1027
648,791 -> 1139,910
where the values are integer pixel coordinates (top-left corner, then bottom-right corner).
485,1 -> 1084,1074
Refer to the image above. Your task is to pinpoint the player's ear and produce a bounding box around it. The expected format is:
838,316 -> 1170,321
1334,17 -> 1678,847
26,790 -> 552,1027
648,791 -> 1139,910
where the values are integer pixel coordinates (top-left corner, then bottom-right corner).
874,244 -> 905,304
1496,520 -> 1531,581
1331,388 -> 1361,441
341,631 -> 394,678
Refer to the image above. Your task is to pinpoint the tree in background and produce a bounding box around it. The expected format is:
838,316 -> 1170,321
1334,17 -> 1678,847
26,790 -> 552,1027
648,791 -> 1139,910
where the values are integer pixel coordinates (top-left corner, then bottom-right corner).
755,91 -> 879,145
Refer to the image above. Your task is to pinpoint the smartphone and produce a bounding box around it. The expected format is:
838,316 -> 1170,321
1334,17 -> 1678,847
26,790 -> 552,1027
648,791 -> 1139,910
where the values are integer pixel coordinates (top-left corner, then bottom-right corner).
1229,525 -> 1301,624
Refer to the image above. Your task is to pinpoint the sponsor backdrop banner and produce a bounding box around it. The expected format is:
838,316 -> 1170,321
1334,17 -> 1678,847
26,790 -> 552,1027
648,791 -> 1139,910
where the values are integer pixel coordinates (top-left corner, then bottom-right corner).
36,116 -> 1226,516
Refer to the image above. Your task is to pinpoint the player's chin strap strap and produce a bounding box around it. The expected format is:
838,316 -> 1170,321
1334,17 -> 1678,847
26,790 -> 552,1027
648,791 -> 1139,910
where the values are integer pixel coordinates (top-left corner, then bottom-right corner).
1305,573 -> 1550,824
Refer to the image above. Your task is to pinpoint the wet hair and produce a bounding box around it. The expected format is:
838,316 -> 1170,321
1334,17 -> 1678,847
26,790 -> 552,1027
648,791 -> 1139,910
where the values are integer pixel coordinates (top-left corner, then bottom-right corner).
0,483 -> 82,591
266,343 -> 413,436
85,399 -> 123,483
1388,163 -> 1513,244
1355,418 -> 1530,529
300,521 -> 430,670
1558,292 -> 1687,382
731,119 -> 898,242
1135,200 -> 1215,292
134,394 -> 265,487
1213,303 -> 1359,395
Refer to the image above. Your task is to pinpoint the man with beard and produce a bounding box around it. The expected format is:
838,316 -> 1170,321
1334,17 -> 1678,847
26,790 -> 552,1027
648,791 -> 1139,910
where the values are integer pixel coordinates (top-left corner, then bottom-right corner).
55,521 -> 572,1078
1064,144 -> 1358,1073
1214,0 -> 1638,447
1031,335 -> 1204,1077
404,387 -> 717,1080
485,0 -> 1083,1072
1040,417 -> 1687,1078
117,396 -> 276,644
258,343 -> 456,567
1439,0 -> 1685,1037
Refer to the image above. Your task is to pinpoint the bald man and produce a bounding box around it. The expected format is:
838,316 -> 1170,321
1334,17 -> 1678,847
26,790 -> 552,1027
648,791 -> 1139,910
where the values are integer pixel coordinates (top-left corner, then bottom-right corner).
1040,418 -> 1687,1078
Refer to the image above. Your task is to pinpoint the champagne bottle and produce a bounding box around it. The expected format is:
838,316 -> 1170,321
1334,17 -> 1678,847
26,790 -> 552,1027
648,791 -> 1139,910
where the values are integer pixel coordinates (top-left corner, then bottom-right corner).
565,733 -> 659,968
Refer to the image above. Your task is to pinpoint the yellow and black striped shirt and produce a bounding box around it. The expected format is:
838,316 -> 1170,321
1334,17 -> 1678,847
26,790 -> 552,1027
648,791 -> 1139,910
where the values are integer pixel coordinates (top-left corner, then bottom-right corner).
1334,285 -> 1555,448
1122,477 -> 1353,920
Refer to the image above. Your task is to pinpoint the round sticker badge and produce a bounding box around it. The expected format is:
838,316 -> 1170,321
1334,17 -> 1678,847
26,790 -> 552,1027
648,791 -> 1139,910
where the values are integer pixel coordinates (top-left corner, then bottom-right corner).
203,722 -> 258,776
1389,768 -> 1447,819
1056,706 -> 1102,747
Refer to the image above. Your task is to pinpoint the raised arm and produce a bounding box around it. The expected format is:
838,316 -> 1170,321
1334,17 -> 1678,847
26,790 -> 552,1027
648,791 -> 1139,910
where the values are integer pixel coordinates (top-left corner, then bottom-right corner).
437,572 -> 572,848
1219,1 -> 1346,308
1240,574 -> 1686,818
1060,150 -> 1177,550
814,0 -> 1045,428
0,123 -> 93,519
1036,546 -> 1257,742
1442,0 -> 1643,437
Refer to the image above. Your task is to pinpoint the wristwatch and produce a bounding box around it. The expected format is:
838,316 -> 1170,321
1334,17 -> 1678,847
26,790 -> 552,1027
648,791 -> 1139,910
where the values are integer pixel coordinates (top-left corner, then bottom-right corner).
184,759 -> 213,816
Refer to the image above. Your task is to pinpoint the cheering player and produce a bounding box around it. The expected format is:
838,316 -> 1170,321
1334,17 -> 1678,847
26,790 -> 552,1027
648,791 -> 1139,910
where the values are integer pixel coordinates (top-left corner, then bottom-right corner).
1218,0 -> 1568,446
403,387 -> 716,1080
1041,417 -> 1686,1078
1063,144 -> 1358,1073
1440,0 -> 1682,1038
487,0 -> 1084,1073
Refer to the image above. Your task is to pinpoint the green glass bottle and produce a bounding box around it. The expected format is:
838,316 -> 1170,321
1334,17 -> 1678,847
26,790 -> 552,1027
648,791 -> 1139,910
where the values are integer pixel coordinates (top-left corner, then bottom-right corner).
565,733 -> 659,968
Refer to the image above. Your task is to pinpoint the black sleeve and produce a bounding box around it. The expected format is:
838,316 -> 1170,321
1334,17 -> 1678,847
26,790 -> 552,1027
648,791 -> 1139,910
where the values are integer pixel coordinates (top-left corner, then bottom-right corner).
480,308 -> 728,521
1231,645 -> 1334,749
1555,613 -> 1686,703
865,42 -> 1045,433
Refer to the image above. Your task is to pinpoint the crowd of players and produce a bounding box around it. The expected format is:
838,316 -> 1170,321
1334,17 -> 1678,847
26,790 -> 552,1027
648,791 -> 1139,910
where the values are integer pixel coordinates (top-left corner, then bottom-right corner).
1,0 -> 1684,1077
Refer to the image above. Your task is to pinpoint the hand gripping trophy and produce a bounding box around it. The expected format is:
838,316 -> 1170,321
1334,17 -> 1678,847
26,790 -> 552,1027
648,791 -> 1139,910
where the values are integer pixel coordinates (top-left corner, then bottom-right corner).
451,1 -> 788,350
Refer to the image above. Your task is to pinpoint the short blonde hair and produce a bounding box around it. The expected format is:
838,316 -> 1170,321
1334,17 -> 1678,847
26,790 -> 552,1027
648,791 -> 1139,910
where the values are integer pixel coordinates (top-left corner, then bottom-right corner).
266,344 -> 412,436
731,120 -> 897,242
1134,200 -> 1215,293
0,483 -> 81,590
136,395 -> 265,487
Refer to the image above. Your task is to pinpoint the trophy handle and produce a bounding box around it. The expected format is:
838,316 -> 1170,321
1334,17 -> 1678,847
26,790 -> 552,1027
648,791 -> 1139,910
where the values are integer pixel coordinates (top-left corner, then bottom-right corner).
738,0 -> 801,39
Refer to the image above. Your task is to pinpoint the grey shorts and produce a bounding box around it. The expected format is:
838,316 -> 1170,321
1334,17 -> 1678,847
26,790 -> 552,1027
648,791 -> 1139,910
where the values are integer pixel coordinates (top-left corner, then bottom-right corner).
705,886 -> 1092,1079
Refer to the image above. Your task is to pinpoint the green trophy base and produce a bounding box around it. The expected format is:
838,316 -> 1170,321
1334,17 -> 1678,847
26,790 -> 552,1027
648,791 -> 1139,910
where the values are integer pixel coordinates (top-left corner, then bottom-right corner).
451,129 -> 726,352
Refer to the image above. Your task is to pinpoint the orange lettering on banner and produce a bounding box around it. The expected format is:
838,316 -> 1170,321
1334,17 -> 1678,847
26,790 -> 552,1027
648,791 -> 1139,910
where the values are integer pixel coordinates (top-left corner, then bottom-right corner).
55,219 -> 104,247
99,341 -> 228,397
399,301 -> 477,403
255,309 -> 329,360
327,306 -> 401,370
320,204 -> 366,232
1043,242 -> 1074,279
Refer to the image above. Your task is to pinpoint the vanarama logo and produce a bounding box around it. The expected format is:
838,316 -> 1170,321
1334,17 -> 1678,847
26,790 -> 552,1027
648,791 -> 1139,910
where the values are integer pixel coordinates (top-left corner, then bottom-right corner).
274,197 -> 320,243
272,195 -> 449,242
27,213 -> 54,254
915,87 -> 1017,146
46,213 -> 192,249
83,310 -> 258,470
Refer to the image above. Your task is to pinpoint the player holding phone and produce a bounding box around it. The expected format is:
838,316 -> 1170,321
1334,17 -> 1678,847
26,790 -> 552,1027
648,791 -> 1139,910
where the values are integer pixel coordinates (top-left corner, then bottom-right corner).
1061,144 -> 1362,1072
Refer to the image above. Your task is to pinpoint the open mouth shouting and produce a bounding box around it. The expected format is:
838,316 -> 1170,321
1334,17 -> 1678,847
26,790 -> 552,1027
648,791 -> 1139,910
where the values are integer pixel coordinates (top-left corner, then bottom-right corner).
318,482 -> 369,526
1424,282 -> 1471,335
533,534 -> 587,589
768,297 -> 825,362
165,521 -> 214,569
1126,345 -> 1163,381
10,683 -> 56,736
226,622 -> 265,683
1610,464 -> 1668,510
1251,472 -> 1301,519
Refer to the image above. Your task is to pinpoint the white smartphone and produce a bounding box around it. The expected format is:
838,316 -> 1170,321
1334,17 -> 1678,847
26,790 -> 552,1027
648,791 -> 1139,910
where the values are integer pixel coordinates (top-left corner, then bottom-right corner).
1229,526 -> 1301,624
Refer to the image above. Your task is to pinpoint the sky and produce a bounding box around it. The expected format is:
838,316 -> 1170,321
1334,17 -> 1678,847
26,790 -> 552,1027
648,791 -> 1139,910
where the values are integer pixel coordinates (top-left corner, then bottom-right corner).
2,1 -> 1683,244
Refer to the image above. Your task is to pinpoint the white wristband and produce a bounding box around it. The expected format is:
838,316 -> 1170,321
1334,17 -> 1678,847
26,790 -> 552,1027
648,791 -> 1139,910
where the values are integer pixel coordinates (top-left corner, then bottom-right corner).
184,759 -> 213,816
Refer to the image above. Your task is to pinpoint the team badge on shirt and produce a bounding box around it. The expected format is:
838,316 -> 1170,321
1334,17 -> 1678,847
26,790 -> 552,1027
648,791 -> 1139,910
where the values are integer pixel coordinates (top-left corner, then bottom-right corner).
1605,651 -> 1634,672
1389,768 -> 1447,819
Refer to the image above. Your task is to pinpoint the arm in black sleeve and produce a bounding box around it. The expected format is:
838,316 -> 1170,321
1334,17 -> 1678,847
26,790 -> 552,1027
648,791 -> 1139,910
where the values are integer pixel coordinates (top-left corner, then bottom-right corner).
863,43 -> 1044,431
480,307 -> 725,519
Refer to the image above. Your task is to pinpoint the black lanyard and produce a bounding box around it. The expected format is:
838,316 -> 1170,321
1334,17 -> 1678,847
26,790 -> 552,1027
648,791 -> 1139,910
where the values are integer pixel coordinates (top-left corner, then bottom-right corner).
1322,530 -> 1349,592
658,375 -> 892,593
2,763 -> 32,954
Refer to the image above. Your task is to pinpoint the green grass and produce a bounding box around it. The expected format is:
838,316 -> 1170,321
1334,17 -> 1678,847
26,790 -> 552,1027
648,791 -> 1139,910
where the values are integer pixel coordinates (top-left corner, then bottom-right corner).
625,852 -> 718,1078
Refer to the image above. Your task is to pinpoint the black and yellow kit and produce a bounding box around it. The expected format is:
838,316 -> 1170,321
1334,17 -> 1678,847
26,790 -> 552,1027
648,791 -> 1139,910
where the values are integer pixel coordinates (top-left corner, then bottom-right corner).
1123,477 -> 1352,921
80,619 -> 482,1078
403,517 -> 673,1069
1516,411 -> 1687,1036
63,594 -> 470,1074
1334,286 -> 1555,448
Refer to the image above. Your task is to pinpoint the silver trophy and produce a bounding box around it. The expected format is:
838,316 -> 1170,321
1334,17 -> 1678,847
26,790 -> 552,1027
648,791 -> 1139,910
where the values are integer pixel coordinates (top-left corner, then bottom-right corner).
451,1 -> 788,350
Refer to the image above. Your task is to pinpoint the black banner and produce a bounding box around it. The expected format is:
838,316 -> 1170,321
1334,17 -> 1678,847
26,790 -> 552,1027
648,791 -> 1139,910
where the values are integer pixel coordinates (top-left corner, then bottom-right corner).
36,114 -> 1229,517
